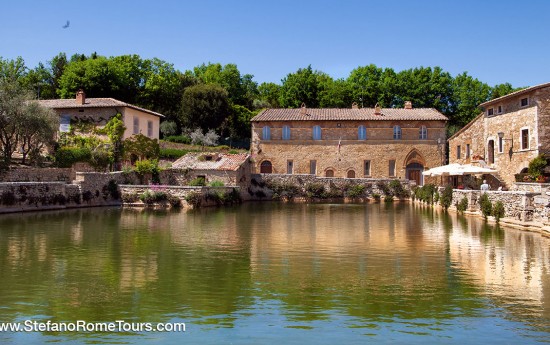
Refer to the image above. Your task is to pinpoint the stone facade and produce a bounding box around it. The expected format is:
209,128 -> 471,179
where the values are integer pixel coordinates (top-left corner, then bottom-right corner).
0,168 -> 75,183
449,83 -> 550,187
251,107 -> 447,186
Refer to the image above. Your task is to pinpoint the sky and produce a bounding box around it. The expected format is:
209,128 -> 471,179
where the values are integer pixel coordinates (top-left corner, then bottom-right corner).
1,0 -> 549,87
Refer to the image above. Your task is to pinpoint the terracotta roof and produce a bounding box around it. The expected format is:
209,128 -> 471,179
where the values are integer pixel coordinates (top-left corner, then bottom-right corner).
479,81 -> 550,107
37,98 -> 164,118
251,107 -> 448,122
172,153 -> 249,171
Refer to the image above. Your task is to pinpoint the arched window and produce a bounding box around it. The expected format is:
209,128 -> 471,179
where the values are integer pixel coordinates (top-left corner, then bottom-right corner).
262,126 -> 271,140
260,160 -> 272,174
325,169 -> 334,177
282,125 -> 291,140
347,170 -> 356,178
393,125 -> 402,140
419,126 -> 427,139
358,125 -> 367,140
313,125 -> 322,140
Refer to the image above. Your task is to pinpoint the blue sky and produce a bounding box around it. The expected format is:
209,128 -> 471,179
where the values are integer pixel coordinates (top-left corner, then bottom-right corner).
1,0 -> 549,87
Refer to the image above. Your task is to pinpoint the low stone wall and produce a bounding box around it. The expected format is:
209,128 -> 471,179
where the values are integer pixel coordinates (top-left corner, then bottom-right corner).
0,168 -> 75,183
450,190 -> 539,221
0,182 -> 78,213
512,182 -> 550,193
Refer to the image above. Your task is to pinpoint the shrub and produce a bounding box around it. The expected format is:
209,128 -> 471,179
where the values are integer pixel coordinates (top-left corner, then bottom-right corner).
492,201 -> 505,222
528,154 -> 547,179
134,159 -> 159,175
415,184 -> 436,204
434,191 -> 440,204
121,192 -> 139,203
164,135 -> 192,144
255,190 -> 266,199
372,193 -> 381,201
168,195 -> 182,208
440,185 -> 453,210
347,184 -> 366,198
82,190 -> 94,202
389,180 -> 409,198
305,182 -> 326,198
479,193 -> 492,219
185,191 -> 202,208
376,181 -> 391,196
208,180 -> 225,187
159,148 -> 189,159
106,180 -> 120,199
189,177 -> 206,186
457,196 -> 468,213
89,147 -> 112,171
54,146 -> 91,168
1,191 -> 16,206
139,190 -> 168,205
160,121 -> 178,137
384,195 -> 394,202
223,188 -> 242,204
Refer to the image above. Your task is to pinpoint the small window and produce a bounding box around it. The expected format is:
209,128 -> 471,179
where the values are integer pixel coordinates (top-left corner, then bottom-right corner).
389,160 -> 396,177
310,160 -> 317,175
520,98 -> 529,107
419,126 -> 427,139
347,170 -> 355,178
521,128 -> 529,150
466,144 -> 470,158
282,125 -> 291,140
358,125 -> 367,140
487,108 -> 494,116
260,161 -> 272,174
457,145 -> 461,159
498,137 -> 503,153
393,125 -> 402,140
147,121 -> 153,137
262,126 -> 271,140
364,160 -> 371,176
497,105 -> 503,114
313,125 -> 322,140
133,117 -> 140,134
287,160 -> 293,174
325,169 -> 334,177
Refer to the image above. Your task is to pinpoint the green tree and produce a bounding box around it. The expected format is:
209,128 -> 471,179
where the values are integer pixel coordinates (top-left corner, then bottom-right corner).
180,84 -> 230,132
347,64 -> 396,107
18,101 -> 58,165
491,83 -> 522,100
227,104 -> 256,139
450,72 -> 491,127
279,65 -> 324,108
257,82 -> 281,108
318,77 -> 353,108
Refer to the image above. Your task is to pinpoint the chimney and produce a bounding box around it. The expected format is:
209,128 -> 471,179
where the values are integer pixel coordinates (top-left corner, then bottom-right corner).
352,102 -> 359,109
404,101 -> 412,109
374,103 -> 381,115
76,89 -> 86,105
300,102 -> 307,115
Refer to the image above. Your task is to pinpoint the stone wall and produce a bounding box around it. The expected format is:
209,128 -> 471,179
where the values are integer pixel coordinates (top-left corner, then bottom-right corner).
0,182 -> 78,213
0,168 -> 75,183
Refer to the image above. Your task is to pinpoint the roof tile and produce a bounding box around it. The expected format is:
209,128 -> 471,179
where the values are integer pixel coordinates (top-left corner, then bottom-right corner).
251,108 -> 447,122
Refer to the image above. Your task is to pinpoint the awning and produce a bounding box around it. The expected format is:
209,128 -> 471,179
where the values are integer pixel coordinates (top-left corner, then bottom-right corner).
422,164 -> 497,177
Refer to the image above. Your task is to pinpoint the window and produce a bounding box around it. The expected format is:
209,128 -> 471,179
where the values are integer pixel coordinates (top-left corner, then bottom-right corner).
393,125 -> 402,140
260,161 -> 272,173
313,125 -> 322,140
358,125 -> 367,140
419,126 -> 427,139
287,160 -> 293,174
364,160 -> 371,176
498,136 -> 503,153
497,105 -> 503,114
262,126 -> 271,140
347,170 -> 356,178
487,108 -> 494,116
466,144 -> 470,158
133,117 -> 139,134
521,128 -> 529,150
389,160 -> 396,177
310,160 -> 317,175
325,169 -> 334,177
521,97 -> 529,107
147,121 -> 153,137
457,145 -> 461,159
282,125 -> 291,140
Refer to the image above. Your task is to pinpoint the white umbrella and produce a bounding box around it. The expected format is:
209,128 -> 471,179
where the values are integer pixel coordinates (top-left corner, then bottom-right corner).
422,164 -> 497,177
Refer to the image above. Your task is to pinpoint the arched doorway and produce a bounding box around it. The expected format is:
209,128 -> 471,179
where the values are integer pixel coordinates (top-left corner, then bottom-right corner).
404,149 -> 426,186
325,169 -> 334,177
260,160 -> 272,174
488,140 -> 495,164
347,170 -> 355,178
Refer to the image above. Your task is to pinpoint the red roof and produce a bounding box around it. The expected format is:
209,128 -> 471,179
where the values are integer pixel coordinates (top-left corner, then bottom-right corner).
172,153 -> 249,171
37,98 -> 164,118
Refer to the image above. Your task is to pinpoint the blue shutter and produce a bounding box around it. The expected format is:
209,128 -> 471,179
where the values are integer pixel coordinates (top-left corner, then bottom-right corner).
262,126 -> 271,140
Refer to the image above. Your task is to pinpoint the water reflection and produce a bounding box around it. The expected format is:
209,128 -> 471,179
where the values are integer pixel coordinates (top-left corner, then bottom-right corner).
0,204 -> 548,344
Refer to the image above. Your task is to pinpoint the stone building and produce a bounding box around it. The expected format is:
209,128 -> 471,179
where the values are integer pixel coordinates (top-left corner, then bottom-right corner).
38,90 -> 163,140
172,152 -> 251,186
250,103 -> 447,185
448,82 -> 550,187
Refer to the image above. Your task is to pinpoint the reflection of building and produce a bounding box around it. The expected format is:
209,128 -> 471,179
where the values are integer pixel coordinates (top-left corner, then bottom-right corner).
448,82 -> 550,186
38,89 -> 164,139
250,103 -> 447,185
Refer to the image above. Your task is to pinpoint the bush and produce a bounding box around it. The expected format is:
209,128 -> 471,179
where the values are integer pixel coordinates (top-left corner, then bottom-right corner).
415,184 -> 436,204
376,182 -> 391,196
159,148 -> 189,159
347,184 -> 366,198
1,191 -> 16,206
54,146 -> 91,168
492,201 -> 505,222
134,159 -> 159,175
389,180 -> 409,198
189,177 -> 206,186
440,185 -> 453,210
89,147 -> 112,171
208,180 -> 225,187
106,180 -> 120,200
384,195 -> 394,203
457,196 -> 468,213
305,182 -> 326,198
372,193 -> 381,201
164,135 -> 192,144
528,154 -> 547,179
185,191 -> 202,208
479,193 -> 492,219
139,190 -> 168,205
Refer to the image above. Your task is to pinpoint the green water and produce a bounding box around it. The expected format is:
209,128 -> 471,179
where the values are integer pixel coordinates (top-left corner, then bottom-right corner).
0,203 -> 549,344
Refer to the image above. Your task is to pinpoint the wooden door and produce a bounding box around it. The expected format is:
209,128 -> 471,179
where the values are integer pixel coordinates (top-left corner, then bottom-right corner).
409,170 -> 421,186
